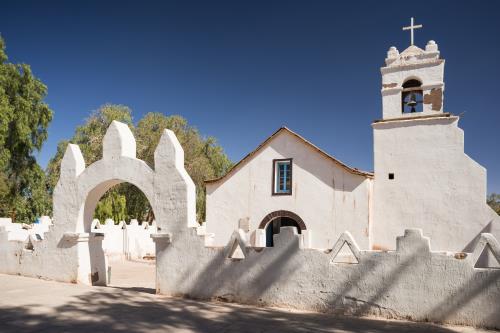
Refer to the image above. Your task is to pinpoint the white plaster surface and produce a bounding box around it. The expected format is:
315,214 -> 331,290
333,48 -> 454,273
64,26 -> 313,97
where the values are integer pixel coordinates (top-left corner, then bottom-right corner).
0,120 -> 497,328
372,116 -> 500,256
206,129 -> 372,250
0,36 -> 499,330
91,218 -> 156,260
382,42 -> 444,119
0,121 -> 194,286
156,226 -> 500,329
374,41 -> 500,260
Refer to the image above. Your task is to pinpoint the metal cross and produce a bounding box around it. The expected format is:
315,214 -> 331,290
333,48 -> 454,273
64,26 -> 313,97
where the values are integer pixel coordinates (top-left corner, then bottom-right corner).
402,17 -> 423,46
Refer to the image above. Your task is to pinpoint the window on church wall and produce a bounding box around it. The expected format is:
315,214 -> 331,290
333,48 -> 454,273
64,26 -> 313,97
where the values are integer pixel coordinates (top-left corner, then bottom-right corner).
272,158 -> 292,195
401,79 -> 423,113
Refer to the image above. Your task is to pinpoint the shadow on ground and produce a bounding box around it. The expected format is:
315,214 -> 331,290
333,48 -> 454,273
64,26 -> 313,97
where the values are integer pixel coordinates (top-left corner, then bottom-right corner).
0,286 -> 469,333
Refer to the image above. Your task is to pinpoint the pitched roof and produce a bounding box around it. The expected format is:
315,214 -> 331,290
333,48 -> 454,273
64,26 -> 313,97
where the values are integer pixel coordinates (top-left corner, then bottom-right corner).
205,127 -> 373,184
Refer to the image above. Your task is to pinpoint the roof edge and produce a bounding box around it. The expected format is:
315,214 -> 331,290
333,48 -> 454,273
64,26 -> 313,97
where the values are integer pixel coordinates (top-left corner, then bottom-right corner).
205,127 -> 374,184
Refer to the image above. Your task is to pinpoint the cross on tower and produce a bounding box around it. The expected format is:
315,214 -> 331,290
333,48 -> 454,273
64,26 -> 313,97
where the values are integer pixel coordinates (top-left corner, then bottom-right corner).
402,17 -> 422,46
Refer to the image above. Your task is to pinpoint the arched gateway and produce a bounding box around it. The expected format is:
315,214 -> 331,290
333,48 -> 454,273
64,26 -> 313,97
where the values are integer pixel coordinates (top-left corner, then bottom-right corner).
52,121 -> 196,285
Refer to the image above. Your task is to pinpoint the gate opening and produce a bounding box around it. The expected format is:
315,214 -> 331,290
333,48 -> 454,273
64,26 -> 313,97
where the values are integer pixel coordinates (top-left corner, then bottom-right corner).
88,182 -> 156,292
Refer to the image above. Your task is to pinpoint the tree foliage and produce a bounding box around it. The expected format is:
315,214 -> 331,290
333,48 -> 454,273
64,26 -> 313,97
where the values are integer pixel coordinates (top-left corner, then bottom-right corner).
488,193 -> 500,215
0,36 -> 53,223
94,193 -> 127,223
135,112 -> 232,222
46,105 -> 232,223
46,104 -> 132,192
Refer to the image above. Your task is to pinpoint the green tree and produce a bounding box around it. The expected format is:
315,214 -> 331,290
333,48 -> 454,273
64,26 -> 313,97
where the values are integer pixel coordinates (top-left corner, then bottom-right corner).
135,113 -> 232,222
94,193 -> 126,223
488,193 -> 500,215
46,104 -> 132,192
0,36 -> 52,223
47,106 -> 232,223
46,104 -> 135,224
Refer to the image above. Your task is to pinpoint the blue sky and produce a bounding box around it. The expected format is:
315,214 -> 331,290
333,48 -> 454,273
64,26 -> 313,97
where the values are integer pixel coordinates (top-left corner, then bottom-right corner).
1,1 -> 499,193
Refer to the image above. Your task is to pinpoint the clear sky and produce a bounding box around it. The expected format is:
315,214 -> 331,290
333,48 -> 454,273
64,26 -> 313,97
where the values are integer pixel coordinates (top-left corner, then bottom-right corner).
1,0 -> 499,193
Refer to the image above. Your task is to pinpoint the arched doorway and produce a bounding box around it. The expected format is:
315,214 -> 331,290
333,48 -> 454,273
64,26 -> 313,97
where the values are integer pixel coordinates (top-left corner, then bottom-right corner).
258,210 -> 306,247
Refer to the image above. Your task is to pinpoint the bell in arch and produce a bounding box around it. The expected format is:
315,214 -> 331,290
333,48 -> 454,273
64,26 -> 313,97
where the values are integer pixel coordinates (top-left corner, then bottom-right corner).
402,79 -> 423,113
407,93 -> 418,112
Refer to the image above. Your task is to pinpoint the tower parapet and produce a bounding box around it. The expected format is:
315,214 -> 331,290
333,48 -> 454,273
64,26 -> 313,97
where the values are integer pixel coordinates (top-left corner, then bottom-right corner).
381,38 -> 445,119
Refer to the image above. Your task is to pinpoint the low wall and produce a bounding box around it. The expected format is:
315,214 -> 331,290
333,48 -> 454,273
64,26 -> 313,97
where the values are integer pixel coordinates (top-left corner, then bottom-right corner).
0,217 -> 53,241
1,218 -> 499,328
91,219 -> 156,260
0,216 -> 156,278
155,227 -> 500,329
0,217 -> 81,283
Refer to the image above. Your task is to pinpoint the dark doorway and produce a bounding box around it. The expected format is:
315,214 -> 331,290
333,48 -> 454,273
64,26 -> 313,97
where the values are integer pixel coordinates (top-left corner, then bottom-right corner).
265,217 -> 302,247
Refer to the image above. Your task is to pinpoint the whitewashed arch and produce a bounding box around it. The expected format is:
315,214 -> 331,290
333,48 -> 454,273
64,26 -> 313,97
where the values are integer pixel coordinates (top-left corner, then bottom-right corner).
51,120 -> 196,285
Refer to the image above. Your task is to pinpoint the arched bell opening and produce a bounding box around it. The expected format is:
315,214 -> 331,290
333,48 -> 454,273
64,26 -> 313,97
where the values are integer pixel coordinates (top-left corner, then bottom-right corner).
258,210 -> 306,247
401,79 -> 423,113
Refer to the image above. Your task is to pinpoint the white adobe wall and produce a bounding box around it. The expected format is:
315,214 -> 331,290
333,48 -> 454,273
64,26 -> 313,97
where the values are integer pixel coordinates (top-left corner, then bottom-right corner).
374,40 -> 500,257
91,219 -> 124,261
205,131 -> 372,250
0,216 -> 53,241
0,218 -> 29,241
31,216 -> 53,239
0,217 -> 82,283
1,120 -> 499,329
123,219 -> 156,259
156,225 -> 500,329
90,218 -> 156,261
0,120 -> 195,286
372,116 -> 500,253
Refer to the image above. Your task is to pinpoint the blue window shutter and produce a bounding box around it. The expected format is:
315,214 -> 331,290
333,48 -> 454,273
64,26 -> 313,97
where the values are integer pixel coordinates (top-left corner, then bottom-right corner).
283,164 -> 287,191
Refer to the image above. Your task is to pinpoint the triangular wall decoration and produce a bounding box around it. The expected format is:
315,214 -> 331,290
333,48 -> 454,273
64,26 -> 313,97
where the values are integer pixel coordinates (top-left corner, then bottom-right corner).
332,242 -> 359,264
225,229 -> 249,260
228,240 -> 245,259
471,233 -> 500,269
329,231 -> 361,264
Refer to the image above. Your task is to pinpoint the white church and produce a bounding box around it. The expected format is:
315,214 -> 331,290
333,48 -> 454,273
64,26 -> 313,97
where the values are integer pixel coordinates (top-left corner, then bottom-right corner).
2,19 -> 500,328
204,19 -> 500,257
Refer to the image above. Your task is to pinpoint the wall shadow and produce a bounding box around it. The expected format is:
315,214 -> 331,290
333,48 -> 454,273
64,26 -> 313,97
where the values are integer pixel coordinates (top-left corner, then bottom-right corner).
0,285 -> 462,333
424,271 -> 500,325
175,230 -> 299,302
325,241 -> 433,320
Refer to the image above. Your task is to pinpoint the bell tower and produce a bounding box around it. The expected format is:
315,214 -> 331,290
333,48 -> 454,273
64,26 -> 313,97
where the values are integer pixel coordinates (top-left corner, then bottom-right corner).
371,18 -> 500,259
381,17 -> 444,119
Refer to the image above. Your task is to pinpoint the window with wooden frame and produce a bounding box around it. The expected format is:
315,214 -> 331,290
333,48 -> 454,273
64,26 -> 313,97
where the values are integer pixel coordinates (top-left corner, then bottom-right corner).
272,158 -> 292,195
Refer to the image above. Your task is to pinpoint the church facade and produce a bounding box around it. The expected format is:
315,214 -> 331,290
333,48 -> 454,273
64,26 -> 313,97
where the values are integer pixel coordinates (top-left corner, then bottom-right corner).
205,38 -> 500,255
2,20 -> 500,327
205,127 -> 373,250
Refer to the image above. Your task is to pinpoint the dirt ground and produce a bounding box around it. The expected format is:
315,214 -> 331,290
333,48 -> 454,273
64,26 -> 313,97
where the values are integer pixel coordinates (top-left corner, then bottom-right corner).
0,261 -> 496,333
